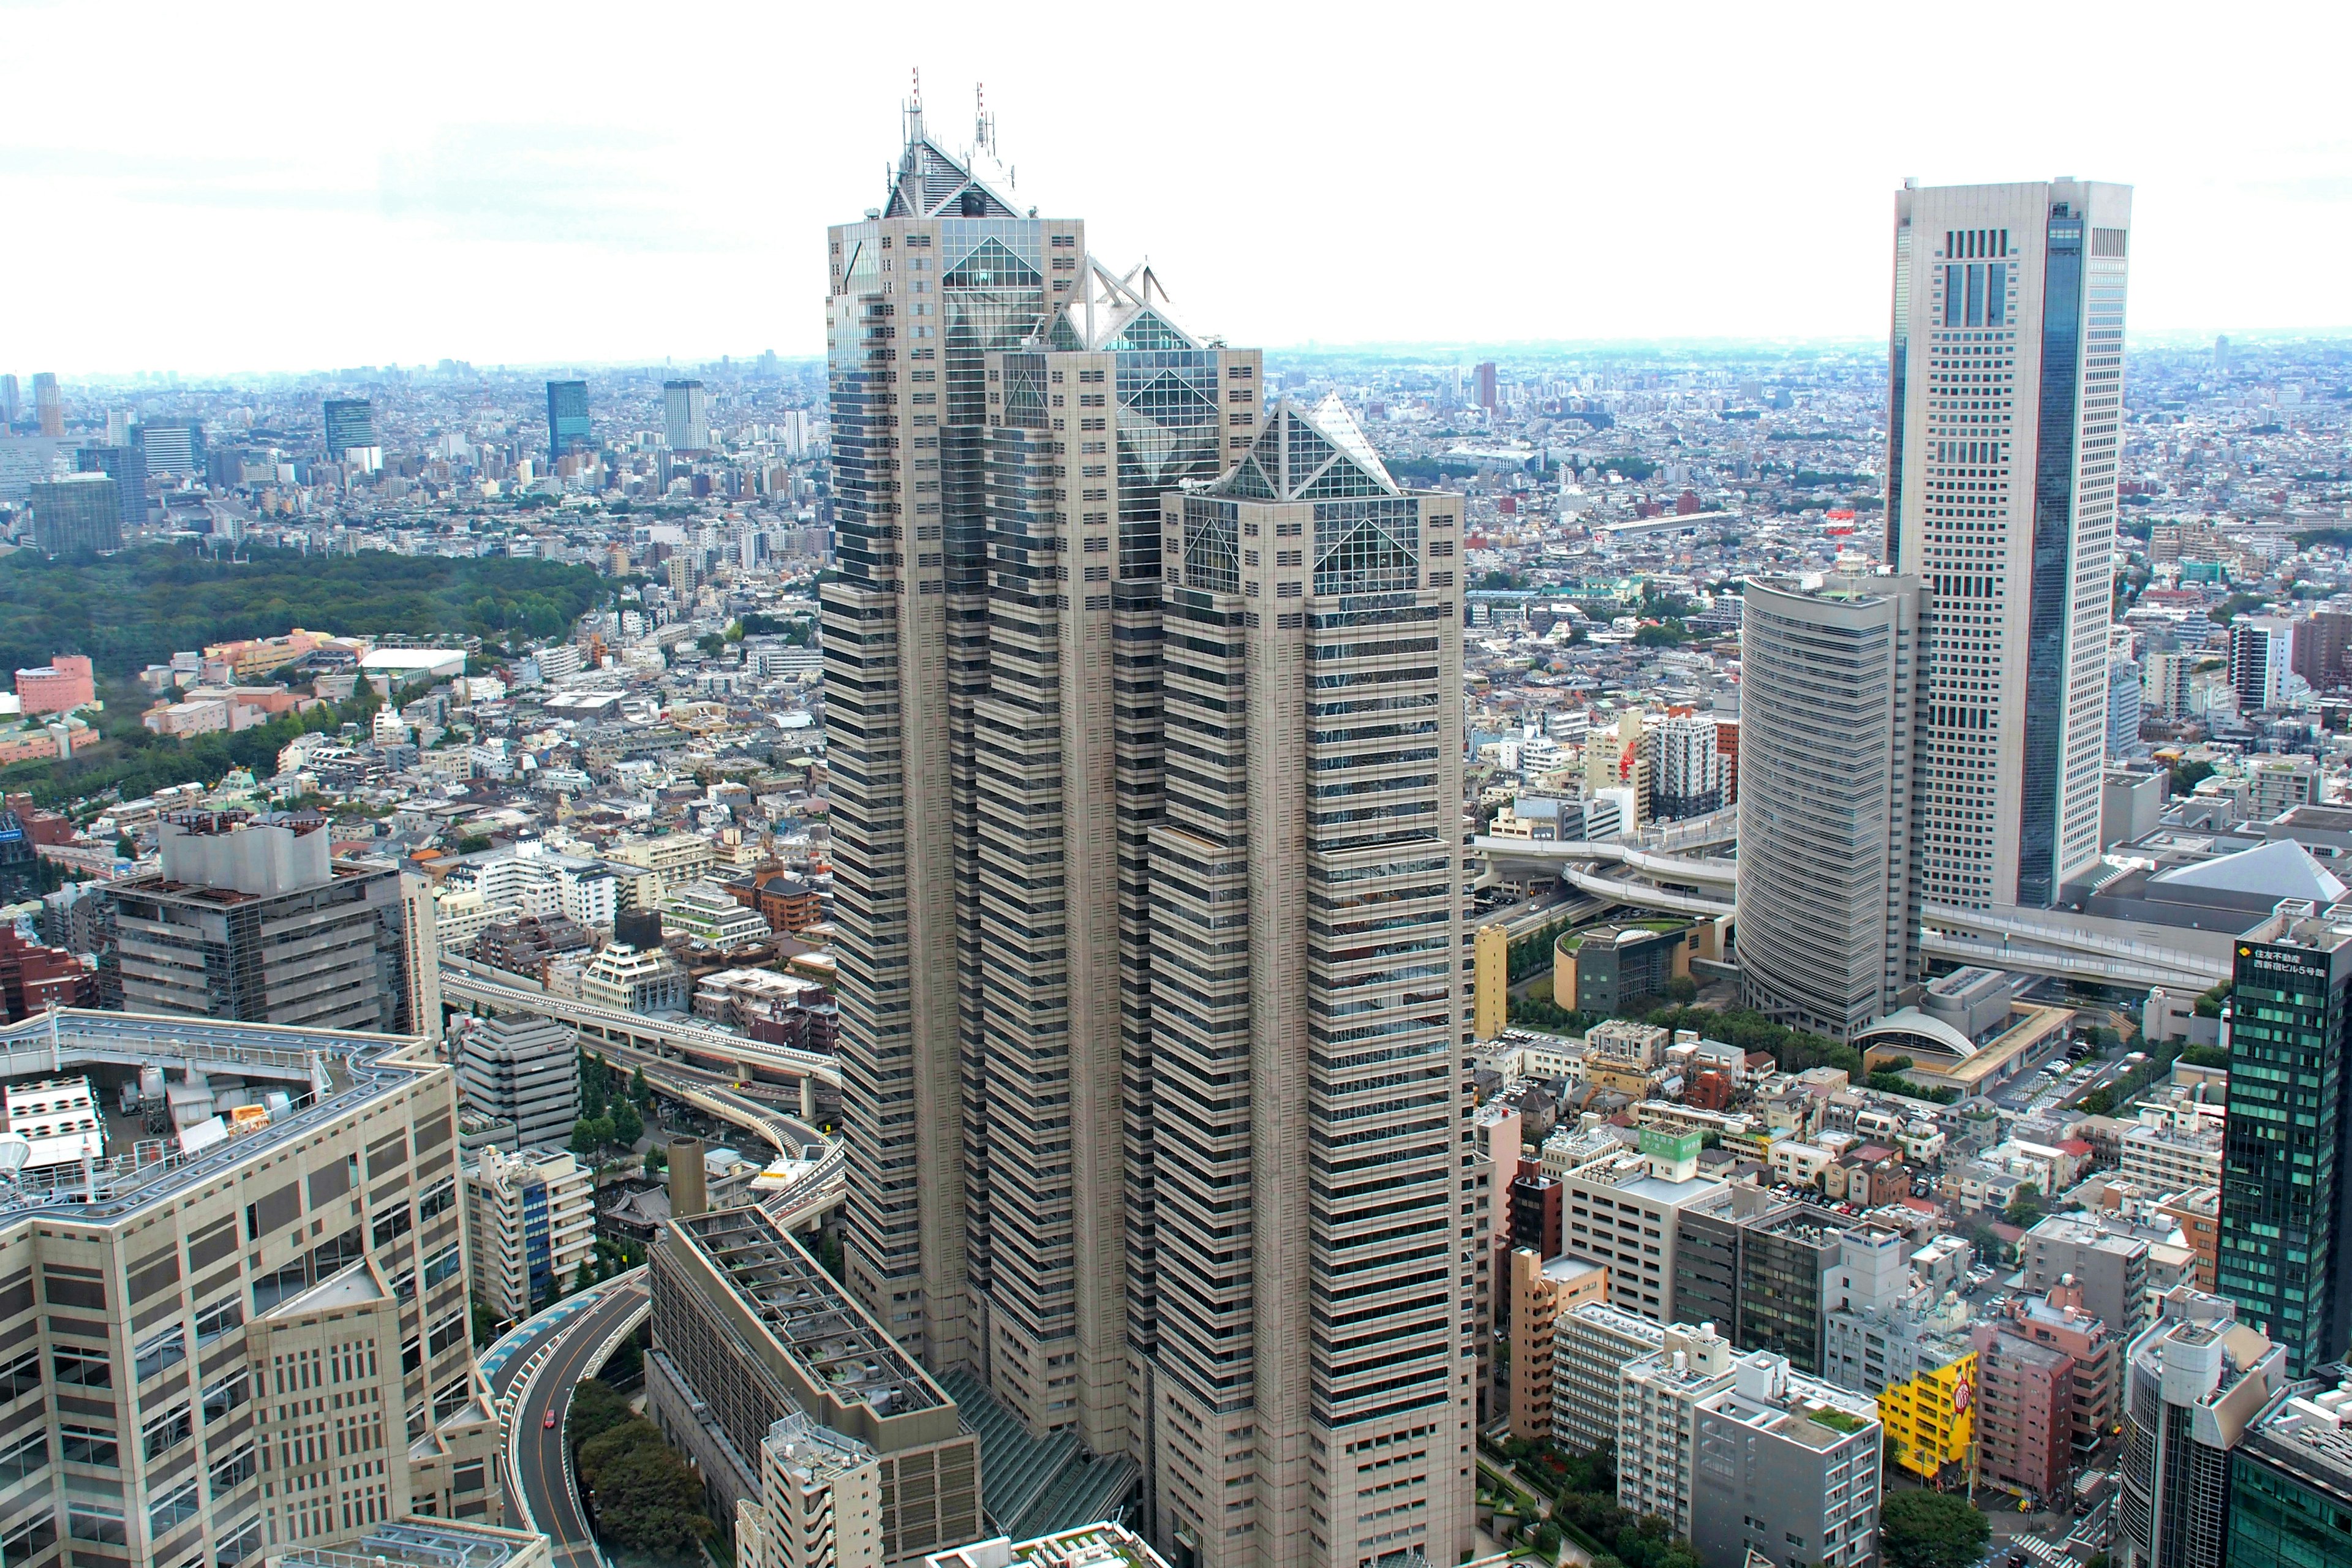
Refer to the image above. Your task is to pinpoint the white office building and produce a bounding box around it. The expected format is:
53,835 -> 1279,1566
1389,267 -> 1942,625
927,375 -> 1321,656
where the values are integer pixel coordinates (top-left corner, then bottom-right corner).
1888,178 -> 2132,909
464,1145 -> 596,1319
454,1013 -> 580,1153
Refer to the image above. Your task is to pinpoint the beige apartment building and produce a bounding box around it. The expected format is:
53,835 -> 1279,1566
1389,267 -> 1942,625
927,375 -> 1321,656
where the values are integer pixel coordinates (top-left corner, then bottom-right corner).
0,1008 -> 500,1568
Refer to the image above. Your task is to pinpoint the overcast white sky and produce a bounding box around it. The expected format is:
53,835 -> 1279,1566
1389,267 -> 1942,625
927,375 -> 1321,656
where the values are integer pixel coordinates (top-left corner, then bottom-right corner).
6,0 -> 2348,375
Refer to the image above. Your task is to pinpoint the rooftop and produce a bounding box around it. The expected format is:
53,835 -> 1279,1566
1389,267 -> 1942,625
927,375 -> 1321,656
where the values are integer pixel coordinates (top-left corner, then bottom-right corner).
270,1517 -> 551,1568
675,1204 -> 946,1417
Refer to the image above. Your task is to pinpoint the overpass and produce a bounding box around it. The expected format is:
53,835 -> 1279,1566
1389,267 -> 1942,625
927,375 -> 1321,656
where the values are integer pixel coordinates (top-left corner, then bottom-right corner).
440,956 -> 840,1115
1477,835 -> 2231,992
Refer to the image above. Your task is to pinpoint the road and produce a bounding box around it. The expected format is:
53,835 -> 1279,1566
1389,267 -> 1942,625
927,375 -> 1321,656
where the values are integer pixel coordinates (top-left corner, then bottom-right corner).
492,1272 -> 651,1568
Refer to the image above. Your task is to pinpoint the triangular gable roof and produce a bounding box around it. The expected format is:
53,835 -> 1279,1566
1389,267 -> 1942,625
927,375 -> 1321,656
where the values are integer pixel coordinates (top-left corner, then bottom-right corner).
883,115 -> 1023,221
2148,837 -> 2348,902
1207,395 -> 1401,502
1034,258 -> 1202,352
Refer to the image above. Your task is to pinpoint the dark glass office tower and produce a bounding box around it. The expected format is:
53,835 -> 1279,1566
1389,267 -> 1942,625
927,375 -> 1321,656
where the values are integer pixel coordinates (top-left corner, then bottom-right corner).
2219,902 -> 2352,1376
322,397 -> 377,458
28,473 -> 122,555
546,380 -> 591,466
76,443 -> 148,537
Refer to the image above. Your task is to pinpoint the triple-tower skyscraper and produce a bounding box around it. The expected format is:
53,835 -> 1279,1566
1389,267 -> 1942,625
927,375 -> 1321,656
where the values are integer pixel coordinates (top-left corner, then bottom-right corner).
821,100 -> 1474,1568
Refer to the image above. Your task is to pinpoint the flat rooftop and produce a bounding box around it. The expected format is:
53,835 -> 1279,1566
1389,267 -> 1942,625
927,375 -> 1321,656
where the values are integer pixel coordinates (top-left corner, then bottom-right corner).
0,1009 -> 428,1226
677,1204 -> 945,1417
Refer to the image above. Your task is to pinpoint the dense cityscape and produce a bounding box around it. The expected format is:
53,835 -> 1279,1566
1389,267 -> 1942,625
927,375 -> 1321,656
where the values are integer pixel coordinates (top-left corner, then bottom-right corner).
0,83 -> 2348,1568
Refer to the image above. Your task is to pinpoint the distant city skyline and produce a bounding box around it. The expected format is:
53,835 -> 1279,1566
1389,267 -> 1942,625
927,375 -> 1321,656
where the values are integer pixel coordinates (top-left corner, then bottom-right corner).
2,1 -> 2346,372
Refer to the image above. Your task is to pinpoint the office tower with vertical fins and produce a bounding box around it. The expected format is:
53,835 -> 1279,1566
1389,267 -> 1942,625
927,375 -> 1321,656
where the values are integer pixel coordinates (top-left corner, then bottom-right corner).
1150,398 -> 1472,1568
972,265 -> 1258,1458
546,379 -> 592,466
1887,179 -> 2130,910
825,95 -> 1077,1374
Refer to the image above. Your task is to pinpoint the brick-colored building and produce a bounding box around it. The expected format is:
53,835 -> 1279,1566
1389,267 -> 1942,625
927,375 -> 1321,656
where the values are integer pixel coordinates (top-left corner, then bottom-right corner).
0,927 -> 92,1019
2159,1188 -> 2218,1291
734,867 -> 822,932
13,653 -> 93,715
1507,1250 -> 1607,1441
1970,1324 -> 2071,1501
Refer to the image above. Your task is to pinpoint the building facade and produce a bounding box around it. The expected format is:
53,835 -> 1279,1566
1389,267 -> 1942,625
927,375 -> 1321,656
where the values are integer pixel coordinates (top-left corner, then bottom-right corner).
28,472 -> 123,555
545,379 -> 591,466
0,1008 -> 500,1565
464,1145 -> 595,1320
2229,1374 -> 2352,1568
2218,902 -> 2352,1377
1887,179 -> 2133,910
1551,1302 -> 1664,1455
1687,1352 -> 1882,1568
2117,1292 -> 2286,1568
454,1013 -> 580,1154
1735,574 -> 1924,1039
663,380 -> 710,451
108,814 -> 414,1033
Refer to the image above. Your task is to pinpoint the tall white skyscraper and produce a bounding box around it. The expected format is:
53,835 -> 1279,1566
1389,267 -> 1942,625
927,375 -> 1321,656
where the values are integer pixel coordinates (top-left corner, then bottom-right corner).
1888,178 -> 2132,908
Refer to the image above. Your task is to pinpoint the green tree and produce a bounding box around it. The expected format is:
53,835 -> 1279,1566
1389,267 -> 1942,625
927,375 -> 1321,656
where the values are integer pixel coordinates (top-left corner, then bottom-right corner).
630,1065 -> 652,1109
609,1098 -> 644,1148
2005,1183 -> 2048,1229
575,1257 -> 599,1294
643,1146 -> 667,1177
1879,1490 -> 1991,1568
2078,1087 -> 2116,1116
579,1419 -> 714,1558
566,1378 -> 633,1455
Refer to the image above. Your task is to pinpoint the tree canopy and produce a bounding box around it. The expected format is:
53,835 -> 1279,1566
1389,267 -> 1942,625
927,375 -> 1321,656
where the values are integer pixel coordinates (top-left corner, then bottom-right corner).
1880,1490 -> 1991,1568
0,543 -> 609,676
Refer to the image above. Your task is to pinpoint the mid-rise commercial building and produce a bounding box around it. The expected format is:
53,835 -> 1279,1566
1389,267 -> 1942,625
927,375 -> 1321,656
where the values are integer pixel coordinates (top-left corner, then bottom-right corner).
1887,179 -> 2133,910
2117,1290 -> 2287,1568
454,1013 -> 580,1153
1973,1323 -> 2073,1499
663,380 -> 710,451
576,942 -> 690,1014
1618,1322 -> 1737,1535
2218,902 -> 2352,1376
1507,1251 -> 1605,1441
0,1007 -> 502,1564
1736,1205 -> 1845,1375
28,471 -> 123,554
1561,1131 -> 1727,1322
2144,650 -> 2196,720
648,1204 -> 980,1564
108,813 -> 417,1033
1646,712 -> 1722,821
2232,617 -> 2297,714
545,379 -> 591,466
1687,1352 -> 1882,1568
1551,1301 -> 1664,1455
2228,1372 -> 2352,1568
2024,1212 -> 2152,1338
1735,573 -> 1924,1039
734,1410 -> 883,1568
464,1145 -> 595,1319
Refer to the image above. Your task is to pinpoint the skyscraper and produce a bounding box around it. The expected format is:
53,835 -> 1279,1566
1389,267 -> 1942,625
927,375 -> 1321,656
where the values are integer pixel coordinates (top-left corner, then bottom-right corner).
663,379 -> 710,450
824,100 -> 1476,1568
1887,179 -> 2132,909
546,378 -> 592,465
968,265 -> 1254,1455
31,371 -> 62,436
0,374 -> 18,429
26,472 -> 123,555
75,442 -> 148,538
323,396 -> 377,458
825,97 -> 1074,1374
1736,573 -> 1925,1039
2218,902 -> 2352,1377
1148,397 -> 1472,1568
139,417 -> 205,477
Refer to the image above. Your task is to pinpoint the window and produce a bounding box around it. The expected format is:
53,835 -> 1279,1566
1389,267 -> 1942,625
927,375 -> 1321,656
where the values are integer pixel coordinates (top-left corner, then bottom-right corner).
419,1180 -> 457,1221
149,1479 -> 200,1538
136,1325 -> 187,1382
0,1351 -> 37,1404
142,1401 -> 192,1460
432,1374 -> 472,1424
195,1296 -> 244,1344
1,1515 -> 56,1567
423,1245 -> 462,1289
53,1345 -> 110,1388
402,1336 -> 423,1375
372,1205 -> 413,1248
67,1502 -> 125,1546
203,1370 -> 249,1425
61,1424 -> 118,1466
453,1459 -> 486,1494
429,1312 -> 467,1357
0,1430 -> 43,1487
210,1439 -> 258,1492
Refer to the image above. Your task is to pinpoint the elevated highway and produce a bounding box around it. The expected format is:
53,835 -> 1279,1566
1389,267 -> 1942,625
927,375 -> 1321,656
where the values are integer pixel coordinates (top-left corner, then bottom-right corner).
441,956 -> 839,1115
1476,834 -> 2231,992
